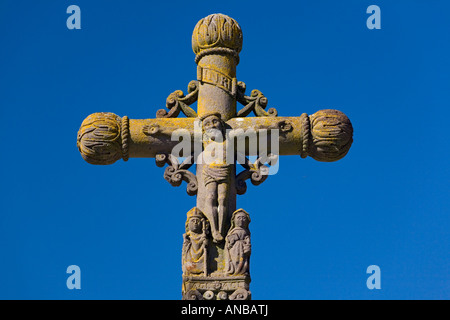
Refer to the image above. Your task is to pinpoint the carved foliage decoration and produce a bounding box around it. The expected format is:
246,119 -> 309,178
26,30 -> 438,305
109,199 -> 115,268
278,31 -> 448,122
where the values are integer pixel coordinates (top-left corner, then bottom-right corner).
156,80 -> 199,118
236,81 -> 278,117
155,153 -> 198,196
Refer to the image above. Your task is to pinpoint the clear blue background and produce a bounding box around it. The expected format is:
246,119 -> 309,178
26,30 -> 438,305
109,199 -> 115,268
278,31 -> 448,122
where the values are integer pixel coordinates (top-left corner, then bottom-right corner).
0,0 -> 449,299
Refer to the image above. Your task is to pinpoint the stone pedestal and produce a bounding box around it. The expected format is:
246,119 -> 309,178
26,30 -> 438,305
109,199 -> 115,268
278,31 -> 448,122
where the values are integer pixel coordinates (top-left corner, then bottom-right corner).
182,275 -> 251,300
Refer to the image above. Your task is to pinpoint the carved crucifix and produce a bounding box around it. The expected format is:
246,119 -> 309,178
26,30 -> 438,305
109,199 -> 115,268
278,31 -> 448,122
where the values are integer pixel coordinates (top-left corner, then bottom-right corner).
76,14 -> 353,300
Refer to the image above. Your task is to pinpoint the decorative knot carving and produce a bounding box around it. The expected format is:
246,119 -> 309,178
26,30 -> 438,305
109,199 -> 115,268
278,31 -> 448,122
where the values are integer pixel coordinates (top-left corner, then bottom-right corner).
121,116 -> 130,161
300,113 -> 311,158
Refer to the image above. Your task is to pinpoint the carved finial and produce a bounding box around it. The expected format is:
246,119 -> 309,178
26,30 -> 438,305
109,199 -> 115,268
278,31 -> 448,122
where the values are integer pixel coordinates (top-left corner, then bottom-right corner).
303,109 -> 354,162
192,13 -> 243,64
77,112 -> 128,165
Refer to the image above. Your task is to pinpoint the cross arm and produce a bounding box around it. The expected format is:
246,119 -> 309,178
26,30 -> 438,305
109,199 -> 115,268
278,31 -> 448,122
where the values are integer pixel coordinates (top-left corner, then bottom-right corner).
76,108 -> 353,165
227,109 -> 353,162
77,112 -> 196,165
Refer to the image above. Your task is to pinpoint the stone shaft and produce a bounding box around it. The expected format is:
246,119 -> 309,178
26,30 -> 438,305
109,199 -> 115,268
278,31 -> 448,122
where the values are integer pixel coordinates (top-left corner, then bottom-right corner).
197,54 -> 237,121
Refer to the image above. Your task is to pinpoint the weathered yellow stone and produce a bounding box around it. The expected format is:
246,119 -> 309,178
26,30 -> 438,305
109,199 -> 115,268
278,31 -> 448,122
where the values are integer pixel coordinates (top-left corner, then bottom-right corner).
76,13 -> 353,301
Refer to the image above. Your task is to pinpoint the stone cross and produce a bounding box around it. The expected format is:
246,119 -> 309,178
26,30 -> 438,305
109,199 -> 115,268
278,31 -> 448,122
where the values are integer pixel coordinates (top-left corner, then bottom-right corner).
76,14 -> 353,300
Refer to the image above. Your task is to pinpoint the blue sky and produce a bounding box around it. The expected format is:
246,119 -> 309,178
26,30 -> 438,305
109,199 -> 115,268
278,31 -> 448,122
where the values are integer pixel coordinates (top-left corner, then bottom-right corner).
0,0 -> 449,299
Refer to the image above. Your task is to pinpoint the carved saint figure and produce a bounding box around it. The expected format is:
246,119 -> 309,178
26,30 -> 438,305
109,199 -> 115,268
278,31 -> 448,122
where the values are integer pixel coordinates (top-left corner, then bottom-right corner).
182,207 -> 209,275
200,113 -> 232,243
225,209 -> 251,276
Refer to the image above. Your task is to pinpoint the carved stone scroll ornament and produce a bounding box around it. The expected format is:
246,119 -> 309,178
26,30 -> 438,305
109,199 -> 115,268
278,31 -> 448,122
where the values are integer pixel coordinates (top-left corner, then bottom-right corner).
184,289 -> 203,300
236,81 -> 278,117
156,80 -> 199,118
229,288 -> 251,300
155,153 -> 198,196
235,153 -> 278,195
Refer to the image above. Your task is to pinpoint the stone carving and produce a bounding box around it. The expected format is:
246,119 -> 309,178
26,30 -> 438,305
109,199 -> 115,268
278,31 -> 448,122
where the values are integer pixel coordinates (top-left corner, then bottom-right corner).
182,207 -> 209,276
192,13 -> 243,64
120,116 -> 130,161
197,66 -> 237,97
277,119 -> 293,134
229,288 -> 251,300
77,112 -> 126,165
76,13 -> 354,301
184,289 -> 203,300
200,113 -> 232,243
301,109 -> 353,162
236,82 -> 278,117
182,275 -> 250,300
217,291 -> 228,300
155,153 -> 198,196
225,209 -> 251,276
203,290 -> 215,300
142,123 -> 161,136
156,80 -> 199,118
235,154 -> 276,195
